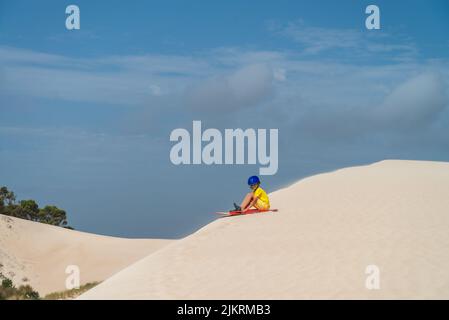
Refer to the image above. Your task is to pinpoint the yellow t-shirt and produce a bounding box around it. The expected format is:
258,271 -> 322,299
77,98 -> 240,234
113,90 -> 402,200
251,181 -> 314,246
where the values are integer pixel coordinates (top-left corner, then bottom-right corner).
254,187 -> 270,207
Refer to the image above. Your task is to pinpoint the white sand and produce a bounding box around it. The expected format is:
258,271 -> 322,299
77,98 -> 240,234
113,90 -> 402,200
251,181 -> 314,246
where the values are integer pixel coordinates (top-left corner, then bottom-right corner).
0,215 -> 171,295
79,160 -> 449,299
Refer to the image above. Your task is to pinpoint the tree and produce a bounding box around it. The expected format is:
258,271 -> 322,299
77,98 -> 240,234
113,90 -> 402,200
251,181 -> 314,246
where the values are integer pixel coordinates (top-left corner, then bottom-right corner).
2,203 -> 21,218
39,205 -> 68,227
0,186 -> 8,202
0,187 -> 16,205
0,186 -> 71,228
19,200 -> 40,221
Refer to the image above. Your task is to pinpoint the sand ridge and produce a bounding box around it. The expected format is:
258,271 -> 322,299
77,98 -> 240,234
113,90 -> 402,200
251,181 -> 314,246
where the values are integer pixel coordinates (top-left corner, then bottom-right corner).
0,214 -> 172,295
78,160 -> 449,299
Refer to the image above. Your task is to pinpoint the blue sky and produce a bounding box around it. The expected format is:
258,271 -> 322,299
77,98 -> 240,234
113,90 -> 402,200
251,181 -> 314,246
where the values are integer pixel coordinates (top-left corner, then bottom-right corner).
1,1 -> 449,238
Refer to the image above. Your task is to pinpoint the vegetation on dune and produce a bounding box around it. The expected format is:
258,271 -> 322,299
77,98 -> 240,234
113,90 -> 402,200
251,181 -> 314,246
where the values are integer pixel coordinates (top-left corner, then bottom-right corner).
0,272 -> 99,300
0,273 -> 40,300
44,282 -> 100,300
0,186 -> 97,300
0,187 -> 98,300
0,186 -> 72,229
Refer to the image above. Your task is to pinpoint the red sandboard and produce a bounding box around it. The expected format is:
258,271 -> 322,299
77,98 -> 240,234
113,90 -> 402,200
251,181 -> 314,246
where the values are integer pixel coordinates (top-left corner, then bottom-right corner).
214,208 -> 278,217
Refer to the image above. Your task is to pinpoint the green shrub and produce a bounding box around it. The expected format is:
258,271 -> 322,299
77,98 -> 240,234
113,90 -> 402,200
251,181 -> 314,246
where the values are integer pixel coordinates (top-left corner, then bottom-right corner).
0,275 -> 40,300
44,282 -> 100,300
16,285 -> 40,300
2,278 -> 13,289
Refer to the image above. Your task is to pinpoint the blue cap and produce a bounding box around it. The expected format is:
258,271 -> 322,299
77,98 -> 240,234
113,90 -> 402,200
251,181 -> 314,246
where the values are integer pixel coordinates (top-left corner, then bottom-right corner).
247,176 -> 260,185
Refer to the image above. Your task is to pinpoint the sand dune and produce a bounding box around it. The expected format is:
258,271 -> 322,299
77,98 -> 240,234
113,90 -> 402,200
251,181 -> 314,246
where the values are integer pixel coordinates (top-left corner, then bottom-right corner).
0,215 -> 171,296
79,160 -> 449,299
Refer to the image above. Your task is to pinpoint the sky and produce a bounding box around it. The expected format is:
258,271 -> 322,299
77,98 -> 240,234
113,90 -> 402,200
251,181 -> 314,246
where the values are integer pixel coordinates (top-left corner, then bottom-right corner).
1,0 -> 449,238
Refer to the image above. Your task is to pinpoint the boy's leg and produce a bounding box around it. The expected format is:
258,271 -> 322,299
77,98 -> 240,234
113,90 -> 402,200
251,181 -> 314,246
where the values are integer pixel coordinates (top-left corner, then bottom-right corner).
240,192 -> 254,210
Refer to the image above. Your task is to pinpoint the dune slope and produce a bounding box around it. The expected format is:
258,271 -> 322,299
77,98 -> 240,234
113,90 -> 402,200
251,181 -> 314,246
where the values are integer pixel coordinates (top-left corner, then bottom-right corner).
79,160 -> 449,299
0,215 -> 171,296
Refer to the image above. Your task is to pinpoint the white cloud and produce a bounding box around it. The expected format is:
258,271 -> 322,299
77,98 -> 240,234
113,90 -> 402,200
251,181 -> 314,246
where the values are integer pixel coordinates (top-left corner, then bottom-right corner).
284,71 -> 448,143
0,46 -> 215,105
186,64 -> 275,112
273,68 -> 286,81
270,20 -> 418,60
374,72 -> 448,130
284,23 -> 361,54
1,45 -> 448,141
148,84 -> 162,96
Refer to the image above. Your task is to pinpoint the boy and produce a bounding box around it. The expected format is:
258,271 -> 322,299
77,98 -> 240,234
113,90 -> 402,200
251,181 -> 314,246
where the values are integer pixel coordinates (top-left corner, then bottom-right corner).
234,176 -> 270,212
